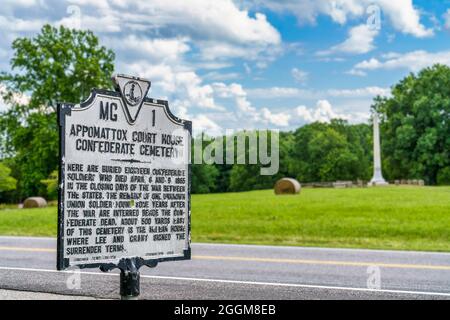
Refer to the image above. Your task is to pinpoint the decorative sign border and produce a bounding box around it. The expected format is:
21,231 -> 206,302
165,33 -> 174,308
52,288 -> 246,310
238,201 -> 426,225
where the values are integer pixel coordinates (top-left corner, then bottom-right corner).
57,88 -> 192,271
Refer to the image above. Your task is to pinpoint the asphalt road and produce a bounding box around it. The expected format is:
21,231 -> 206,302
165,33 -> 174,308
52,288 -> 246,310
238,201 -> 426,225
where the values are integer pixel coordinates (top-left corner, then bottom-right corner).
0,236 -> 449,300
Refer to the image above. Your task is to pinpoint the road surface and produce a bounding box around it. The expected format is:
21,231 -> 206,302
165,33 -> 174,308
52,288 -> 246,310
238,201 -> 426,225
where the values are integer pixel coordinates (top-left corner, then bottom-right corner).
0,236 -> 449,299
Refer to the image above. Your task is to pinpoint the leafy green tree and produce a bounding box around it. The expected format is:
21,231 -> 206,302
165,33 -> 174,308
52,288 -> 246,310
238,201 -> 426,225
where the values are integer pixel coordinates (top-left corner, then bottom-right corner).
190,135 -> 220,194
309,128 -> 359,181
192,164 -> 219,194
437,167 -> 450,185
214,163 -> 233,193
329,120 -> 372,180
289,122 -> 326,182
41,170 -> 58,200
372,64 -> 450,184
229,130 -> 291,192
0,24 -> 115,199
289,120 -> 371,182
0,162 -> 16,193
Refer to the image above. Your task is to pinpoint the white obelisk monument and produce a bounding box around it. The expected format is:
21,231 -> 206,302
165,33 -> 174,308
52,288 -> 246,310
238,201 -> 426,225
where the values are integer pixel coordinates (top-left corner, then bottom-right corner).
369,113 -> 388,186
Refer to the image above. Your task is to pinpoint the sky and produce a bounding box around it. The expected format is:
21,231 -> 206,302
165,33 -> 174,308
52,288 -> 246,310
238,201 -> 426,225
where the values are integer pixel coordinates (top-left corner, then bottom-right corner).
0,0 -> 449,135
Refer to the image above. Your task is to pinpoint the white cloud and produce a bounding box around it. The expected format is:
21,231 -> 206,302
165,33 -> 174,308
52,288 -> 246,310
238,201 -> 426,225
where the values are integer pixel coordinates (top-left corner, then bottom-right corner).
251,0 -> 433,38
198,39 -> 282,64
125,61 -> 224,112
1,0 -> 39,12
0,84 -> 30,112
1,0 -> 437,134
130,1 -> 280,44
176,72 -> 219,110
192,61 -> 233,70
0,0 -> 285,128
66,0 -> 110,10
59,0 -> 281,44
212,82 -> 302,128
327,86 -> 390,98
316,57 -> 346,63
5,0 -> 281,66
0,16 -> 45,33
251,0 -> 363,25
247,87 -> 313,99
291,67 -> 308,84
203,72 -> 241,81
191,114 -> 222,136
345,69 -> 367,77
380,52 -> 402,59
212,82 -> 256,113
198,42 -> 251,61
444,9 -> 450,30
295,100 -> 349,123
78,0 -> 280,62
261,107 -> 291,126
317,24 -> 379,55
247,86 -> 390,99
378,0 -> 433,38
109,36 -> 190,63
57,14 -> 121,33
3,0 -> 38,5
256,96 -> 381,127
350,50 -> 450,74
353,57 -> 381,70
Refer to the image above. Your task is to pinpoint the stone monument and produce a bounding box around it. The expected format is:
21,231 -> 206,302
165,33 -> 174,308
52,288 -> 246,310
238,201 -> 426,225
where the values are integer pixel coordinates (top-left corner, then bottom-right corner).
369,113 -> 388,186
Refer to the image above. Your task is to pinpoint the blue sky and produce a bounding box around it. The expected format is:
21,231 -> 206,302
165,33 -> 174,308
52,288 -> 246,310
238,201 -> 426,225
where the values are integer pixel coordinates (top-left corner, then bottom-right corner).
1,0 -> 449,135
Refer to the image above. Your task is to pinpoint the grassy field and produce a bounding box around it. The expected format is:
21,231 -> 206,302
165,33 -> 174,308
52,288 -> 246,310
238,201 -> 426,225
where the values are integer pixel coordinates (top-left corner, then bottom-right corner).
0,186 -> 449,251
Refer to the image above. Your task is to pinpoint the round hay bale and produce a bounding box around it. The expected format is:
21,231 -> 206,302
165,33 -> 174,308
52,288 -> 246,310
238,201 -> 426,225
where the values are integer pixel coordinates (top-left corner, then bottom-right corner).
274,178 -> 301,195
23,197 -> 47,208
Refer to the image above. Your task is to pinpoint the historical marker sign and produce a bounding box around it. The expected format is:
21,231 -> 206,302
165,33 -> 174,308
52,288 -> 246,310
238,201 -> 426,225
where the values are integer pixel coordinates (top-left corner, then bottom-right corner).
57,75 -> 191,271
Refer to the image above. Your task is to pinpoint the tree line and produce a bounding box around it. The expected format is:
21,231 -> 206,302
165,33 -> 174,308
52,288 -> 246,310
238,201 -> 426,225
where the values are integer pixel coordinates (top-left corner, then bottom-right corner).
0,25 -> 449,202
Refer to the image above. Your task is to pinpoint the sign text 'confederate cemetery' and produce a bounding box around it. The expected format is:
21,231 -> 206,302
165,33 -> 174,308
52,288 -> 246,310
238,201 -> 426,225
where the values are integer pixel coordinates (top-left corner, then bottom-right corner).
57,75 -> 191,270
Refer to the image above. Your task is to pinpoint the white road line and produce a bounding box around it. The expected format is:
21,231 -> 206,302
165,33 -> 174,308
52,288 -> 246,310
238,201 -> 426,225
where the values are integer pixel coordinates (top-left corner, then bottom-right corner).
195,242 -> 450,256
0,236 -> 55,241
1,236 -> 449,256
3,245 -> 450,270
0,265 -> 449,298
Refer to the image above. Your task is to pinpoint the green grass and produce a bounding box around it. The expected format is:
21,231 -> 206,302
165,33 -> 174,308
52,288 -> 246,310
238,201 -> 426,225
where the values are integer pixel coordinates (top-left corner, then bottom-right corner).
193,186 -> 450,251
0,186 -> 449,251
0,206 -> 57,237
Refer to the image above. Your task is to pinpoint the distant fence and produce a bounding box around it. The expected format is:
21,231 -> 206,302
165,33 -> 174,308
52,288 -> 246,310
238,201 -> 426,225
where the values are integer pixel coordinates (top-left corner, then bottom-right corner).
393,179 -> 425,186
302,179 -> 425,188
302,181 -> 363,188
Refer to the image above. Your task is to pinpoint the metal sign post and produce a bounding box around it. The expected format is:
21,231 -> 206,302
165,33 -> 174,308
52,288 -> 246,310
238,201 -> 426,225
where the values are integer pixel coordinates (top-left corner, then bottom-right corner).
57,75 -> 191,299
120,265 -> 140,300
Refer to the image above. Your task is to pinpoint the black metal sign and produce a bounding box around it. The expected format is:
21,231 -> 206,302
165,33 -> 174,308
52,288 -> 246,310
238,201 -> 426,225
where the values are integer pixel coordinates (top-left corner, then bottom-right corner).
57,75 -> 191,298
